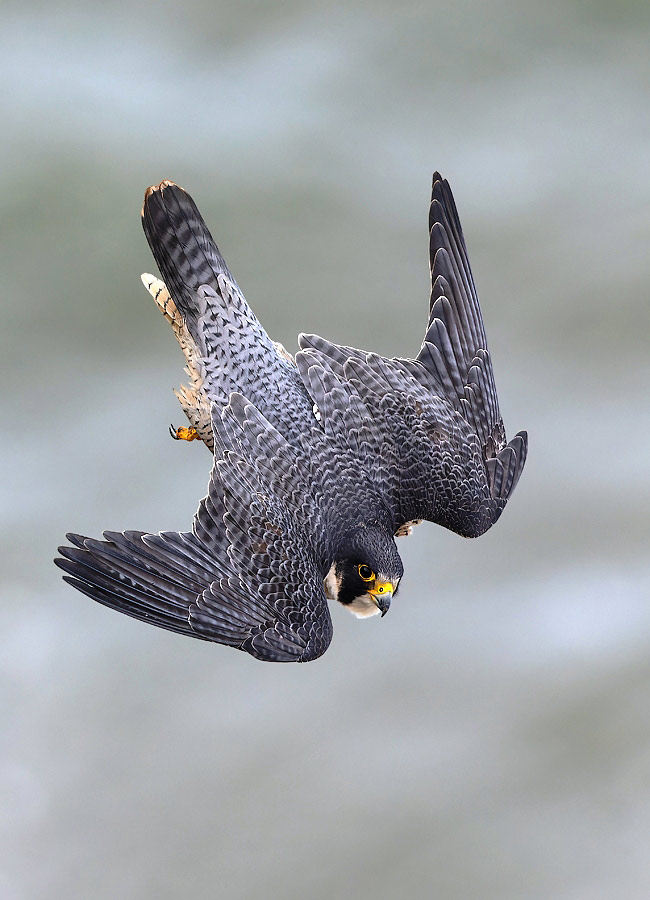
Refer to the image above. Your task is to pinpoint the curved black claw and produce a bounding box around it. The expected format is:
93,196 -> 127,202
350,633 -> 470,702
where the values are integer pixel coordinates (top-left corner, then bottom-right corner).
169,424 -> 179,440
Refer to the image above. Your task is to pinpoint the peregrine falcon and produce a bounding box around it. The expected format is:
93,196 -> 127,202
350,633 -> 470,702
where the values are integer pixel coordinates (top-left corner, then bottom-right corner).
55,174 -> 527,662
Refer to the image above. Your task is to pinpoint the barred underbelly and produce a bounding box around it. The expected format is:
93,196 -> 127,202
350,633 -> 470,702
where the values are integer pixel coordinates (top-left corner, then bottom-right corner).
142,273 -> 214,451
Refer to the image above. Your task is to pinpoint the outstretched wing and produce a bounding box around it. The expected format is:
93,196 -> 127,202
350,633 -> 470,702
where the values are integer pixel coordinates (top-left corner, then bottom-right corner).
55,396 -> 333,663
419,173 -> 527,497
416,176 -> 513,452
297,173 -> 527,538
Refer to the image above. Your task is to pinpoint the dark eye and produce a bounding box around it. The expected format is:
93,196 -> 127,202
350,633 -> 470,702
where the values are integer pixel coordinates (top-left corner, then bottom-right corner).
357,564 -> 375,582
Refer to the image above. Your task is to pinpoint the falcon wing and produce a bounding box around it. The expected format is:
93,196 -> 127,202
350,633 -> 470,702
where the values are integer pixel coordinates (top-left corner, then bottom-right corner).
419,173 -> 527,494
416,174 -> 510,454
55,396 -> 333,663
297,173 -> 527,538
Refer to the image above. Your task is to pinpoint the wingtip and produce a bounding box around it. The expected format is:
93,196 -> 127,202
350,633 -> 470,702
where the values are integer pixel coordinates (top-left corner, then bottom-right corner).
64,532 -> 90,548
513,430 -> 529,464
510,430 -> 528,457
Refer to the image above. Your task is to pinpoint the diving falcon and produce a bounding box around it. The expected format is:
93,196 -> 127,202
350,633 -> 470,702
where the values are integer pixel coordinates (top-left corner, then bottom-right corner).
55,174 -> 528,662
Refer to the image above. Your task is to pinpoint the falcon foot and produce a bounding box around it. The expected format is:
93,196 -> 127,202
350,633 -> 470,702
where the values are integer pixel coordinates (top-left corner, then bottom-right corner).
395,519 -> 422,538
169,424 -> 199,442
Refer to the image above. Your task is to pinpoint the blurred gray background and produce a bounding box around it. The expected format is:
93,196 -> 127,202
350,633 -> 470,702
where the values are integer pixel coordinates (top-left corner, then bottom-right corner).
2,0 -> 649,897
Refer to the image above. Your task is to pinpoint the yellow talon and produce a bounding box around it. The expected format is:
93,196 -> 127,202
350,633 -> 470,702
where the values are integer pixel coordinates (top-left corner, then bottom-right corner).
170,424 -> 199,442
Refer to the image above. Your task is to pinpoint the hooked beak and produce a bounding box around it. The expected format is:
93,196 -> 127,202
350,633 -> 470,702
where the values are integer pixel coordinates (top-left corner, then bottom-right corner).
368,581 -> 394,617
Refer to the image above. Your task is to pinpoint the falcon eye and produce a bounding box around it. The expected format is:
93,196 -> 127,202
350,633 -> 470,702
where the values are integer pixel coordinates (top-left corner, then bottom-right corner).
357,564 -> 375,582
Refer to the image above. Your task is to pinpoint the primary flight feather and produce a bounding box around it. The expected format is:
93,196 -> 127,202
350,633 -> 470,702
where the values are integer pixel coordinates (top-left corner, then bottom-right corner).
55,174 -> 527,662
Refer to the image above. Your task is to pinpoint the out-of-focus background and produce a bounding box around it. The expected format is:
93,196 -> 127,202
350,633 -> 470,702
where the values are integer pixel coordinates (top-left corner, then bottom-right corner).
2,0 -> 649,897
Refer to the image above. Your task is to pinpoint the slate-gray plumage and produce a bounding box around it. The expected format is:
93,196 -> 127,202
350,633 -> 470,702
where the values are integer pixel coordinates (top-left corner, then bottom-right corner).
55,174 -> 527,662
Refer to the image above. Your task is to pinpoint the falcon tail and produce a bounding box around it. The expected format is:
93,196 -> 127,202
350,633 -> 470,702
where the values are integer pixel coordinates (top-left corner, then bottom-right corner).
141,181 -> 237,341
140,181 -> 314,445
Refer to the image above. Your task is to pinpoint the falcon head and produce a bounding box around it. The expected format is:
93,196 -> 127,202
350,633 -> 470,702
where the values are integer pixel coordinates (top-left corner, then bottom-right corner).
325,526 -> 403,619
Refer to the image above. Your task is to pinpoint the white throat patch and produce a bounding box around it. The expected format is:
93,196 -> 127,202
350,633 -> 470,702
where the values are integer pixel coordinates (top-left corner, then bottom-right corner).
346,593 -> 382,618
323,563 -> 381,619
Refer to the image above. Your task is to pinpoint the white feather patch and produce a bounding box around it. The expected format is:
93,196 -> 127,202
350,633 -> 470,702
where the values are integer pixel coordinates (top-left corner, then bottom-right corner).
323,564 -> 380,618
346,594 -> 381,618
